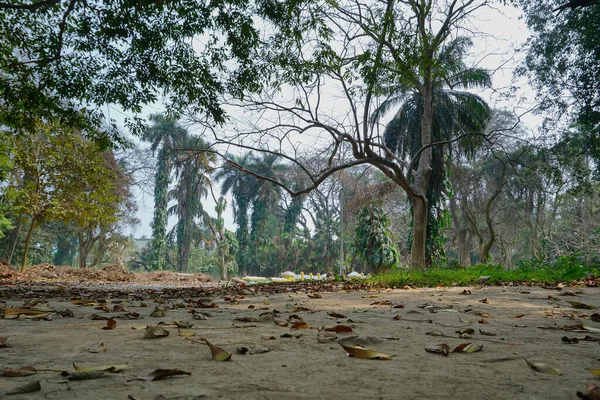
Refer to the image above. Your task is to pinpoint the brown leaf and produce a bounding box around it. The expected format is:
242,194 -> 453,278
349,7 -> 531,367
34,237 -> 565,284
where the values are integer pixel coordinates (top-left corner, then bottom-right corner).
150,306 -> 167,317
137,369 -> 191,381
511,314 -> 526,318
391,304 -> 405,309
328,312 -> 347,318
291,321 -> 309,330
0,366 -> 37,377
478,318 -> 489,324
453,343 -> 483,353
71,299 -> 100,306
200,338 -> 231,361
392,314 -> 401,320
6,380 -> 41,395
144,325 -> 170,339
370,301 -> 392,306
72,362 -> 128,372
578,384 -> 600,400
473,311 -> 493,318
307,293 -> 322,299
568,301 -> 596,310
478,298 -> 489,304
113,304 -> 128,312
562,336 -> 579,344
456,328 -> 475,335
233,317 -> 260,323
459,290 -> 471,295
424,344 -> 450,357
273,319 -> 288,327
102,319 -> 117,330
591,313 -> 600,322
0,336 -> 9,348
2,308 -> 48,316
178,329 -> 196,337
324,325 -> 353,333
548,295 -> 560,301
61,371 -> 105,381
478,329 -> 497,336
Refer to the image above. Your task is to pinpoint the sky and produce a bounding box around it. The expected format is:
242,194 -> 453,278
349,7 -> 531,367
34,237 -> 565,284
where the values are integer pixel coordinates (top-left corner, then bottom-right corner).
120,2 -> 535,240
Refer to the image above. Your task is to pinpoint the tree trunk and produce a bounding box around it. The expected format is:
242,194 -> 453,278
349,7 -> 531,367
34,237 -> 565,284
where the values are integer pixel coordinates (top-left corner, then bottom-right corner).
7,219 -> 22,265
20,217 -> 36,273
410,194 -> 428,269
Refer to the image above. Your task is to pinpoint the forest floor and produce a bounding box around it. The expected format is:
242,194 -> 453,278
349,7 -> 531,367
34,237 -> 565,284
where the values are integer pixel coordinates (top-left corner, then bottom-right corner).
1,265 -> 600,399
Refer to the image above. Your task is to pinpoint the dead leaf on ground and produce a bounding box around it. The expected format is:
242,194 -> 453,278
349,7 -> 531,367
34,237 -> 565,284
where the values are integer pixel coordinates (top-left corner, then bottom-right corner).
0,337 -> 9,348
73,362 -> 128,373
178,329 -> 196,337
525,359 -> 563,375
102,319 -> 117,330
0,366 -> 37,377
273,319 -> 288,327
87,343 -> 107,353
328,312 -> 347,318
307,293 -> 322,299
473,311 -> 493,318
459,290 -> 471,295
339,338 -> 392,360
317,336 -> 337,344
588,369 -> 600,377
591,313 -> 600,322
456,328 -> 475,335
71,299 -> 100,306
233,317 -> 260,323
113,304 -> 128,312
511,314 -> 526,318
425,343 -> 450,357
548,295 -> 560,301
568,301 -> 596,310
582,323 -> 600,333
478,298 -> 489,304
200,338 -> 232,361
578,383 -> 600,400
324,325 -> 353,333
370,301 -> 392,306
560,291 -> 577,296
261,335 -> 276,340
6,380 -> 41,395
144,325 -> 170,339
290,321 -> 309,330
61,371 -> 105,381
1,307 -> 49,316
478,318 -> 489,324
562,336 -> 579,344
479,329 -> 497,336
453,343 -> 483,353
393,314 -> 401,320
150,306 -> 167,317
426,330 -> 445,337
137,369 -> 191,381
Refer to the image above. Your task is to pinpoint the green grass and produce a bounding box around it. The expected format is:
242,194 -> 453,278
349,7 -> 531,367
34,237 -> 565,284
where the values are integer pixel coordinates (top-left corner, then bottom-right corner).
372,257 -> 600,287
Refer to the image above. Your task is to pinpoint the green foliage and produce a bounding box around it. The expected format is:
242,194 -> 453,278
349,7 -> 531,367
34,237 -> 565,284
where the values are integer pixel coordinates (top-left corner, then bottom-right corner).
353,202 -> 399,273
0,0 -> 276,145
375,257 -> 600,287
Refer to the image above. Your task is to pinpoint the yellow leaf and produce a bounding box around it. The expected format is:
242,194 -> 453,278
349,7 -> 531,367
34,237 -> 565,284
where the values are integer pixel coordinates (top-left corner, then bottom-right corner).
201,339 -> 231,361
178,329 -> 196,337
339,338 -> 392,360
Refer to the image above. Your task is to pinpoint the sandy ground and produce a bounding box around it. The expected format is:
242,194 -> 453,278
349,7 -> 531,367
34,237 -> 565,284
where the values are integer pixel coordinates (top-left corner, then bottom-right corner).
1,281 -> 600,400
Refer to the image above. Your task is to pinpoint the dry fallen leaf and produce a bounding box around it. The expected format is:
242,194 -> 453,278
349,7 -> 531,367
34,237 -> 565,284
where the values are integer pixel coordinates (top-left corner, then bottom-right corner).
178,329 -> 196,337
577,383 -> 600,400
478,298 -> 489,304
137,369 -> 191,381
0,366 -> 37,377
459,290 -> 472,295
0,337 -> 9,348
145,325 -> 170,339
589,369 -> 600,377
473,311 -> 493,318
511,314 -> 526,319
339,338 -> 392,360
456,328 -> 475,335
568,301 -> 596,310
88,343 -> 107,353
425,343 -> 450,357
591,313 -> 600,322
453,343 -> 483,353
273,319 -> 288,327
525,359 -> 563,375
6,380 -> 41,395
478,329 -> 497,336
61,371 -> 105,381
393,314 -> 401,320
201,338 -> 232,361
324,325 -> 353,333
478,318 -> 489,324
102,319 -> 117,330
290,322 -> 309,330
150,306 -> 167,317
73,362 -> 128,373
328,312 -> 347,318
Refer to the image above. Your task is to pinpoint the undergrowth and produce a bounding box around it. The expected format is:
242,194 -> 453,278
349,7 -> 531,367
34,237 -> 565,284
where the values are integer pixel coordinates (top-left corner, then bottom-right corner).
373,256 -> 600,287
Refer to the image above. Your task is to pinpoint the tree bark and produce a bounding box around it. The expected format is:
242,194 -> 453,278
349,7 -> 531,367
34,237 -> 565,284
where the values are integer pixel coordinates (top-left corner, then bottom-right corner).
20,217 -> 36,273
410,194 -> 428,269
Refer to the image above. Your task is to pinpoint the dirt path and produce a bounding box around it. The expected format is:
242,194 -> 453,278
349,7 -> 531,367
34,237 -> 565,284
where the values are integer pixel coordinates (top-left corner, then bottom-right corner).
1,282 -> 599,399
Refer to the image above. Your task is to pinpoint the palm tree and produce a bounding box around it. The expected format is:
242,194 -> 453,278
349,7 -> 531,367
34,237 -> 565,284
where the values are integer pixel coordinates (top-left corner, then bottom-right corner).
142,114 -> 187,270
168,135 -> 215,272
373,36 -> 492,266
213,153 -> 255,274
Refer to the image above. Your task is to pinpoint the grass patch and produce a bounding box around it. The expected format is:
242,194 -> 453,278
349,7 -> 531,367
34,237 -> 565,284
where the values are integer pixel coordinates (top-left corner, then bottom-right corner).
373,257 -> 600,287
